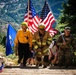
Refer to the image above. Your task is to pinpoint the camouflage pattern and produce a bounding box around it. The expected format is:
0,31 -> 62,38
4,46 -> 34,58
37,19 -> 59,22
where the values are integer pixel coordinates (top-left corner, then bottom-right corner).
56,33 -> 76,66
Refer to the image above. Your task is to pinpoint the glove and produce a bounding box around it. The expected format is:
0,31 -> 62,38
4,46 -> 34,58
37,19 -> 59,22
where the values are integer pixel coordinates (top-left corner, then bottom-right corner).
15,50 -> 18,56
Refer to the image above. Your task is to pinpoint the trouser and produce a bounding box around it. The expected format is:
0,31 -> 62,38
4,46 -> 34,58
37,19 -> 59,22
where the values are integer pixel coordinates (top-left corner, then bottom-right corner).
36,55 -> 49,66
57,49 -> 72,66
18,42 -> 30,66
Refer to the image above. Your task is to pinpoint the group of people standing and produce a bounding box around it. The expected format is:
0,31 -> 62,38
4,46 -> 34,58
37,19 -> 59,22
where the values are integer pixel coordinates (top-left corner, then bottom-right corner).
14,21 -> 76,68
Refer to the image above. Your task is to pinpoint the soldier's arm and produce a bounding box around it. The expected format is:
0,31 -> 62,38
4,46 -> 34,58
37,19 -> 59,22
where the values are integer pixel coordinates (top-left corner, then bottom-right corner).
72,38 -> 76,56
71,36 -> 76,52
56,35 -> 64,47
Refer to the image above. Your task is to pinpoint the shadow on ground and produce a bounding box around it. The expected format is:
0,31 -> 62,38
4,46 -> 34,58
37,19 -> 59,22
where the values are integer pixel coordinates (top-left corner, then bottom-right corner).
4,66 -> 76,69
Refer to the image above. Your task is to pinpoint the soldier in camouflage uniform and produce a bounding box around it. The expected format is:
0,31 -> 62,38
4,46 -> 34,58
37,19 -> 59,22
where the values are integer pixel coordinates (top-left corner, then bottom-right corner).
56,27 -> 76,68
32,23 -> 52,68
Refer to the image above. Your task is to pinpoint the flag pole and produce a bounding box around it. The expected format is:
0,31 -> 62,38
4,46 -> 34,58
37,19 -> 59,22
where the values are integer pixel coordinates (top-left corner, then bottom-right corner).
27,0 -> 29,28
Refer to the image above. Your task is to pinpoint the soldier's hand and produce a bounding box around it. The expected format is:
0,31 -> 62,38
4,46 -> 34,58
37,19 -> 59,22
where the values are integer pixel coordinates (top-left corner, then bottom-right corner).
14,49 -> 18,56
14,46 -> 18,56
15,51 -> 18,56
62,41 -> 67,45
14,46 -> 18,50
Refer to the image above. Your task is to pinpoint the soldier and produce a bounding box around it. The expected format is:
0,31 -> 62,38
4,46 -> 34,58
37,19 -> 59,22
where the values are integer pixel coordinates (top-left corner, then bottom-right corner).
56,27 -> 76,68
14,22 -> 33,66
32,23 -> 52,68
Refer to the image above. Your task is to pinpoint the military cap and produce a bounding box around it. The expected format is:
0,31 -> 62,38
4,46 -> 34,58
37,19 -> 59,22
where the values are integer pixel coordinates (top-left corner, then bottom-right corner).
38,23 -> 45,29
21,22 -> 28,27
65,27 -> 71,31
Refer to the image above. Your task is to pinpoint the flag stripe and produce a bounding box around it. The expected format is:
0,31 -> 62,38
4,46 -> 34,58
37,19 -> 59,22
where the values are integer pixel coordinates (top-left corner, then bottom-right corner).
29,26 -> 36,33
24,0 -> 41,34
45,18 -> 55,31
33,16 -> 39,28
40,1 -> 57,37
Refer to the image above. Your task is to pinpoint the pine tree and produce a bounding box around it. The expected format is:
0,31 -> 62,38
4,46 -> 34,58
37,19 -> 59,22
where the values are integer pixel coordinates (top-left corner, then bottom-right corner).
58,0 -> 76,35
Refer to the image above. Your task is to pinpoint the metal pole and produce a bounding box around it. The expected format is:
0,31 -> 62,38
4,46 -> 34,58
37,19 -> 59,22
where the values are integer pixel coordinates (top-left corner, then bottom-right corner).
27,0 -> 29,26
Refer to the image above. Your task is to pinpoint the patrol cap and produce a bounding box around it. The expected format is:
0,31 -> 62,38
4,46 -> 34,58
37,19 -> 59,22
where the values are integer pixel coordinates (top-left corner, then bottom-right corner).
38,23 -> 45,29
65,27 -> 71,31
21,22 -> 28,27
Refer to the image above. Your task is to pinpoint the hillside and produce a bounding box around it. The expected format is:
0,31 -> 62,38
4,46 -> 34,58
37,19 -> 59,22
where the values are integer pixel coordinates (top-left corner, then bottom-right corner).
0,0 -> 68,24
0,0 -> 68,35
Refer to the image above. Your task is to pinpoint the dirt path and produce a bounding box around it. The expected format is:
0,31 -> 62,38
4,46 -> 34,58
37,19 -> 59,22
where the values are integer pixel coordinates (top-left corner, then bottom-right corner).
0,66 -> 76,75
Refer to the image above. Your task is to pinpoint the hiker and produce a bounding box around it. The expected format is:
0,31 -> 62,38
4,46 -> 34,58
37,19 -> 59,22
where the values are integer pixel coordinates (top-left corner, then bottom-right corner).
56,27 -> 76,68
14,22 -> 33,66
32,23 -> 52,68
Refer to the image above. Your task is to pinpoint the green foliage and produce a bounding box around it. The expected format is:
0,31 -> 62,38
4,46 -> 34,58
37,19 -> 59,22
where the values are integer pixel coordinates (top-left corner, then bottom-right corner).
57,0 -> 76,36
6,54 -> 18,60
0,44 -> 17,60
0,44 -> 18,65
56,23 -> 68,33
0,44 -> 6,55
0,34 -> 2,43
0,33 -> 4,43
0,36 -> 6,47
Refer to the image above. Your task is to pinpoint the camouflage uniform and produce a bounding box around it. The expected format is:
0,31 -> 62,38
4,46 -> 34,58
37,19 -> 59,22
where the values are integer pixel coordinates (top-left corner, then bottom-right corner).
56,33 -> 76,67
33,30 -> 52,67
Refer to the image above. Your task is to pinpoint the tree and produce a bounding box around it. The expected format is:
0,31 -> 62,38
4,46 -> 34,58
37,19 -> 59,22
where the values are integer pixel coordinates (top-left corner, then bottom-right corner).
57,0 -> 76,35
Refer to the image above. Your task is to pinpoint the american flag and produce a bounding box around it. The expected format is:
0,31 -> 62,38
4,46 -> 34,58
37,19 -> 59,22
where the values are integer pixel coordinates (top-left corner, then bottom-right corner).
24,0 -> 41,34
40,1 -> 58,37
